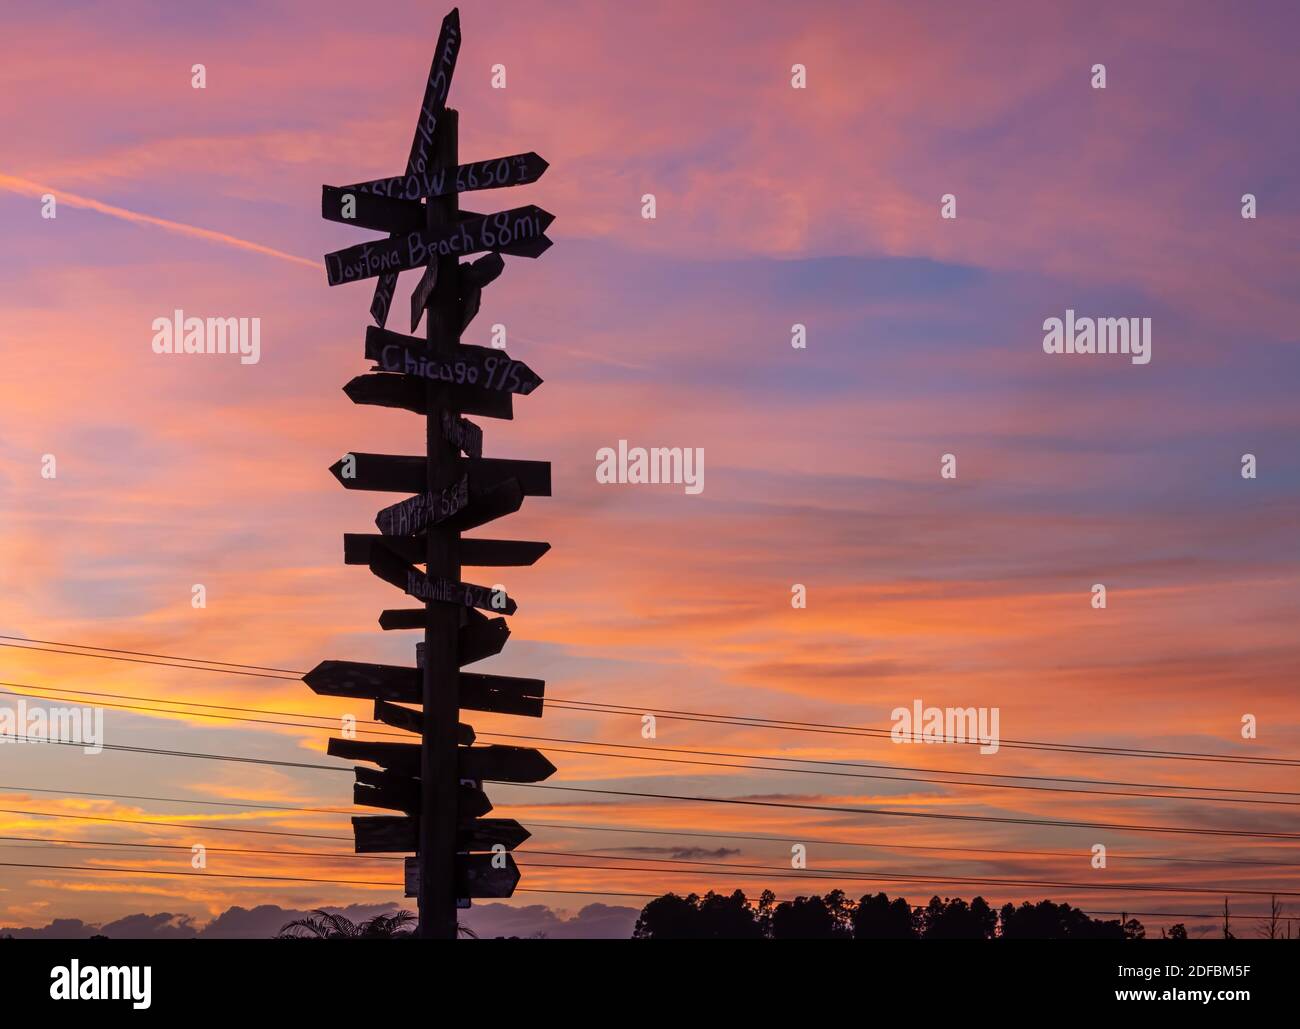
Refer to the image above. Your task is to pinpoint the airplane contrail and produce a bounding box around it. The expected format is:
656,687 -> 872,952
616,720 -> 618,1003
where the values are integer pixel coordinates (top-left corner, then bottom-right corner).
0,173 -> 319,270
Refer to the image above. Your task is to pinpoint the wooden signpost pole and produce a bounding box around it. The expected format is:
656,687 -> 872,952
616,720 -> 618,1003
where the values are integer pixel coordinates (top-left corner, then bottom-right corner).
313,6 -> 555,941
420,110 -> 462,941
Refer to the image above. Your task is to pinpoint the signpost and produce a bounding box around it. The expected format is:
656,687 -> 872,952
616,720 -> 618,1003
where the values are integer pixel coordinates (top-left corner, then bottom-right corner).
310,6 -> 555,940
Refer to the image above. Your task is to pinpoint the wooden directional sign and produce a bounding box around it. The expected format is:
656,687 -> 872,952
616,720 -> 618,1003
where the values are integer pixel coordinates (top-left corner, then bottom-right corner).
305,659 -> 419,702
324,154 -> 546,235
305,659 -> 544,718
412,252 -> 503,332
443,411 -> 482,458
367,6 -> 461,328
460,539 -> 551,567
365,326 -> 543,396
343,151 -> 548,203
372,699 -> 475,745
325,206 -> 554,286
375,607 -> 511,664
459,744 -> 556,783
329,737 -> 420,775
374,475 -> 469,535
346,533 -> 426,564
497,234 -> 552,259
458,852 -> 520,898
354,766 -> 492,818
368,540 -> 518,614
462,252 -> 505,290
405,572 -> 517,614
459,671 -> 544,717
458,818 -> 530,851
354,815 -> 417,853
347,532 -> 549,569
332,453 -> 547,496
377,607 -> 431,631
455,212 -> 551,259
322,187 -> 423,235
456,611 -> 510,663
332,453 -> 424,493
343,372 -> 514,420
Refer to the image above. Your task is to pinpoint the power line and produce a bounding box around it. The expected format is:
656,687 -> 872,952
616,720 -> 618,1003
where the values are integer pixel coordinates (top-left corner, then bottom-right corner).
5,638 -> 1296,767
0,642 -> 297,680
0,684 -> 414,741
519,820 -> 1300,870
0,783 -> 354,816
482,736 -> 1300,807
6,683 -> 1296,808
8,782 -> 1300,871
0,635 -> 300,674
5,733 -> 345,772
498,782 -> 1300,841
543,699 -> 1300,767
8,733 -> 1300,841
0,834 -> 396,862
7,832 -> 1288,902
0,806 -> 350,841
513,854 -> 1300,898
0,860 -> 394,888
9,729 -> 1300,842
1,850 -> 1292,903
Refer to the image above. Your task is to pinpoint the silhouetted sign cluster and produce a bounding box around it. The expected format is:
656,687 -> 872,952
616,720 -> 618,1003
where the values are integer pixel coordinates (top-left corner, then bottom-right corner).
306,6 -> 554,928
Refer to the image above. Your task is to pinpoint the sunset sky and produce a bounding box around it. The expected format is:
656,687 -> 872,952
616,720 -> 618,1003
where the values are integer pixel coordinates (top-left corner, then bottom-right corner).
1,0 -> 1298,939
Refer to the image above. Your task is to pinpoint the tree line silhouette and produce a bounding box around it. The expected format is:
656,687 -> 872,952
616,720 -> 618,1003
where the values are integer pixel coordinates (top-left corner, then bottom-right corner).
633,890 -> 1162,939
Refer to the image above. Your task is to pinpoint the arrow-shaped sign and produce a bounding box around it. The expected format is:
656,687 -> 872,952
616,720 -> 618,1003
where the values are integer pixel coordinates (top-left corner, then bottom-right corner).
329,737 -> 420,775
368,12 -> 461,327
332,455 -> 548,496
455,611 -> 510,663
324,151 -> 546,236
458,852 -> 520,898
346,534 -> 552,570
365,326 -> 543,395
461,539 -> 551,567
305,660 -> 544,718
342,151 -> 548,204
457,817 -> 530,852
343,372 -> 514,420
364,7 -> 460,328
368,540 -> 517,613
374,474 -> 468,535
442,411 -> 483,458
353,815 -> 418,853
412,251 -> 503,333
458,744 -> 556,783
321,187 -> 423,235
375,608 -> 511,663
371,699 -> 475,745
325,206 -> 554,286
353,766 -> 492,818
338,740 -> 553,783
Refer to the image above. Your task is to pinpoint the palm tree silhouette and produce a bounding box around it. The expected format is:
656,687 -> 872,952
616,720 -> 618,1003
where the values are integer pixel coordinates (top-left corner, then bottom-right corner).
276,909 -> 476,938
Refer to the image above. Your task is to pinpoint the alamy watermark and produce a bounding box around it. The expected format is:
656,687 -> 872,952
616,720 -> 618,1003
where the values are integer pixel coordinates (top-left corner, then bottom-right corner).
595,440 -> 704,495
0,699 -> 104,754
50,961 -> 150,1009
891,699 -> 1000,755
1042,309 -> 1151,365
151,309 -> 261,365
